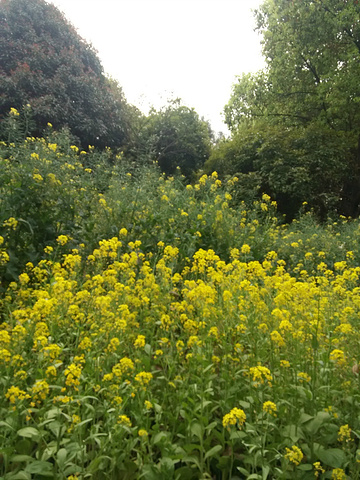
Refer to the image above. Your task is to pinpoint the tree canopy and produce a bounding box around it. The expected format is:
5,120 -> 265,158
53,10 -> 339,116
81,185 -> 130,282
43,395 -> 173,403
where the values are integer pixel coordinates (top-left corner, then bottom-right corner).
220,0 -> 360,218
0,0 -> 131,149
128,100 -> 212,178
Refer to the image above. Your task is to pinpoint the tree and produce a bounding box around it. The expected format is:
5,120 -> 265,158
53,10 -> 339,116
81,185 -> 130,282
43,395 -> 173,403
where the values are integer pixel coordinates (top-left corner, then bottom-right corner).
128,100 -> 212,178
223,0 -> 360,217
0,0 -> 131,149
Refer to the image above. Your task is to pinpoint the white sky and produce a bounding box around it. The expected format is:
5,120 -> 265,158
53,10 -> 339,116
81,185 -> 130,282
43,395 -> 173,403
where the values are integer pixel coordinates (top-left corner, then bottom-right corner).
49,0 -> 265,134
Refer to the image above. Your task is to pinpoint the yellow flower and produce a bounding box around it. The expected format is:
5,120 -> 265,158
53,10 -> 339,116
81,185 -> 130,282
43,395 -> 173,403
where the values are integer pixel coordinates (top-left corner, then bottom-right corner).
79,337 -> 92,351
241,244 -> 251,254
270,330 -> 285,347
330,349 -> 346,366
331,468 -> 346,480
47,143 -> 57,152
31,380 -> 50,402
134,335 -> 146,349
3,217 -> 18,230
33,173 -> 43,182
297,372 -> 311,383
144,400 -> 153,410
338,424 -> 352,442
14,370 -> 28,380
64,363 -> 82,389
117,415 -> 132,427
5,386 -> 30,403
249,365 -> 273,385
313,462 -> 325,478
10,107 -> 20,116
134,371 -> 153,386
285,445 -> 303,465
138,429 -> 148,437
263,401 -> 277,416
56,235 -> 69,246
280,360 -> 290,368
222,407 -> 246,430
46,366 -> 57,377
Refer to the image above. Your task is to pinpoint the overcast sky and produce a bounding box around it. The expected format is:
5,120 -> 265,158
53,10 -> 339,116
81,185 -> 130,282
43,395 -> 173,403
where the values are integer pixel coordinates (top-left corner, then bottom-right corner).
49,0 -> 265,134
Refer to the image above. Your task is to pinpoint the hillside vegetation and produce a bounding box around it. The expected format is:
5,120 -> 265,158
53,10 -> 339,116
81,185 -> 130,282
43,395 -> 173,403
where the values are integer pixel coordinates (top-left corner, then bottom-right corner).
1,129 -> 360,479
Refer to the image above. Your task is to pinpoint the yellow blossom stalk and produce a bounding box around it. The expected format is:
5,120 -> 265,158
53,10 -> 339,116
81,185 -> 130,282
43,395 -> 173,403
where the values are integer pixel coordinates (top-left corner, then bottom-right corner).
285,445 -> 303,465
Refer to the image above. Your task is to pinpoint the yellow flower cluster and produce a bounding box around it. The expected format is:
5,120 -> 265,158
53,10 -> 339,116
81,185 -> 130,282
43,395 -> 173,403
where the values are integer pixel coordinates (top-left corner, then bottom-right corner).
285,445 -> 303,465
222,407 -> 246,430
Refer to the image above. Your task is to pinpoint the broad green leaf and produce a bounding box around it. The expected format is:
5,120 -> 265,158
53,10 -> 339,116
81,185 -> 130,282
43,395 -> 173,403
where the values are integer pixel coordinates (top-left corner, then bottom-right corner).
262,465 -> 270,479
25,460 -> 54,475
230,430 -> 247,441
298,464 -> 313,471
282,424 -> 305,443
56,448 -> 67,467
303,412 -> 331,435
152,432 -> 169,445
317,448 -> 346,468
204,444 -> 222,460
190,422 -> 203,440
4,472 -> 31,480
17,428 -> 41,442
10,455 -> 34,463
205,421 -> 217,432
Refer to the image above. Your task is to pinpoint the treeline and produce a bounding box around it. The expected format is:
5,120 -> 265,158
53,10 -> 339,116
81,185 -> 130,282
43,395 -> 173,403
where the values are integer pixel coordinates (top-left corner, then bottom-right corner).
1,0 -> 360,219
206,0 -> 360,219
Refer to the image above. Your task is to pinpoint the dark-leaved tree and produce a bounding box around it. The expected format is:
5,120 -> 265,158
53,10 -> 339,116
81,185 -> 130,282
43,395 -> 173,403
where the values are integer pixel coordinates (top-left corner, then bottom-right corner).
0,0 -> 130,149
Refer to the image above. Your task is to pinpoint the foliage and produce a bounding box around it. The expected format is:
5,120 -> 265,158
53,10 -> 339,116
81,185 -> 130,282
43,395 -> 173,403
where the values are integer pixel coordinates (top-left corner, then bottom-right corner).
221,0 -> 360,218
205,121 -> 354,219
3,131 -> 360,477
127,100 -> 212,178
0,0 -> 131,149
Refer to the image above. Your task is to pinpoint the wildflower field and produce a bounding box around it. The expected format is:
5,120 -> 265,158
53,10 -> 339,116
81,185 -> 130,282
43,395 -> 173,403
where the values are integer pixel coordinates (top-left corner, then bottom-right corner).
2,132 -> 360,479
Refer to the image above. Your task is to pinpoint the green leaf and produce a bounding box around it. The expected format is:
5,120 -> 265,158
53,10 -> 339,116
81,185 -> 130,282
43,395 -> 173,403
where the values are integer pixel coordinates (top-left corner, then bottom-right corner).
297,464 -> 313,471
316,448 -> 346,468
4,472 -> 31,480
17,428 -> 41,442
0,421 -> 15,431
204,445 -> 222,461
152,432 -> 169,445
56,448 -> 67,467
47,420 -> 66,438
10,455 -> 34,463
25,460 -> 54,475
303,412 -> 331,435
159,457 -> 174,472
282,424 -> 305,443
205,421 -> 217,432
262,465 -> 270,479
181,455 -> 201,470
237,467 -> 250,476
190,422 -> 203,440
230,430 -> 247,441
